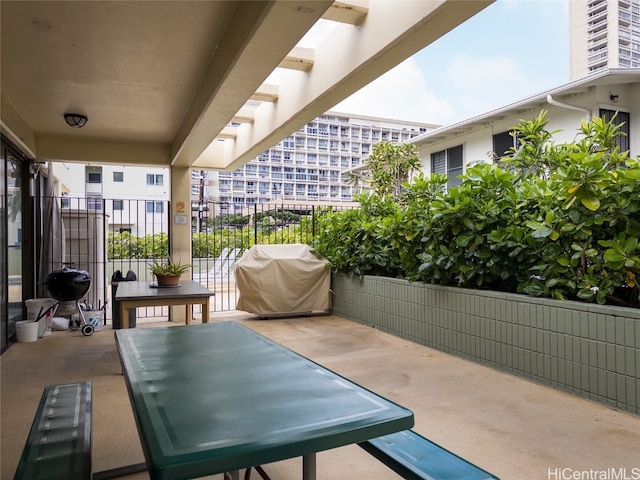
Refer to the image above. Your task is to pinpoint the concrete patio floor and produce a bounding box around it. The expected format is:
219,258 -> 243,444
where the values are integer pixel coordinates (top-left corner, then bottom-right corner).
2,312 -> 639,480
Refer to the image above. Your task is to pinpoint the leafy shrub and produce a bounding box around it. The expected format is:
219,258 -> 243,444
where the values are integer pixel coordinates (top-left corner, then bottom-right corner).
313,112 -> 640,307
108,232 -> 168,259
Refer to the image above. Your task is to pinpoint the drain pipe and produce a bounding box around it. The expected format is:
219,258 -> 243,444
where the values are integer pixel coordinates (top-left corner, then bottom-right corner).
546,94 -> 592,121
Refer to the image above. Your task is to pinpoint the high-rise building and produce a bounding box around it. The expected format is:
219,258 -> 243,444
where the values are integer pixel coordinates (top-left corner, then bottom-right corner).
201,112 -> 437,213
570,0 -> 640,79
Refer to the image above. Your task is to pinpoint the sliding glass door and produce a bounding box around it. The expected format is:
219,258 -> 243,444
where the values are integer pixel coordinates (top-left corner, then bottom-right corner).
1,139 -> 25,351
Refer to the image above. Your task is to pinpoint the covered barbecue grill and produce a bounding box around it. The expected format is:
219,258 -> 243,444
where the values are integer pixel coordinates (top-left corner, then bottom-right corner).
235,244 -> 331,318
42,266 -> 95,336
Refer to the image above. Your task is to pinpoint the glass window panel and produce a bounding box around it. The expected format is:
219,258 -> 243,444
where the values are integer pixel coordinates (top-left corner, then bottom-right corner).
87,172 -> 102,183
448,146 -> 463,169
431,151 -> 446,174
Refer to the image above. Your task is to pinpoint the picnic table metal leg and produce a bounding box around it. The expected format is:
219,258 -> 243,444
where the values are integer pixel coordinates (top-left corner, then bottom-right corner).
93,462 -> 147,479
244,466 -> 272,480
302,453 -> 316,480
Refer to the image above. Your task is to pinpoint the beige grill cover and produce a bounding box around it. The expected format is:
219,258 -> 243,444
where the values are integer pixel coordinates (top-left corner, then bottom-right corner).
235,244 -> 331,315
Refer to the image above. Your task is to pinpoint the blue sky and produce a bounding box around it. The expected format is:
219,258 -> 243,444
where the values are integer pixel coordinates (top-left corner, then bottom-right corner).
332,0 -> 570,126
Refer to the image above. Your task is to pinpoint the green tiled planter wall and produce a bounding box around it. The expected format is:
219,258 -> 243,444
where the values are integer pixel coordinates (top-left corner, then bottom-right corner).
332,273 -> 640,415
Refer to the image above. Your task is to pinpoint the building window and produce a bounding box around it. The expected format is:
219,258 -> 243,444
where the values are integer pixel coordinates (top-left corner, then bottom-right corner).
113,171 -> 124,182
61,197 -> 70,209
431,145 -> 463,187
146,174 -> 164,186
599,109 -> 630,153
492,131 -> 518,159
146,201 -> 164,214
283,137 -> 295,149
87,196 -> 103,211
119,228 -> 131,234
87,172 -> 102,183
113,200 -> 124,211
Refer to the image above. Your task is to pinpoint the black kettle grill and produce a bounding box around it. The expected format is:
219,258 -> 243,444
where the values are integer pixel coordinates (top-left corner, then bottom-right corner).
44,267 -> 91,302
42,266 -> 95,336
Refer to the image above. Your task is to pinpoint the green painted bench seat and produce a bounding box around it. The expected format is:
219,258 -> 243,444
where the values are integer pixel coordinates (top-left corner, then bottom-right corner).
359,429 -> 499,480
14,382 -> 92,480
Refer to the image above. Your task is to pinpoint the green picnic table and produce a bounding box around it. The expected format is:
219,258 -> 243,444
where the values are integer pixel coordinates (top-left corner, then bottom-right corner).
115,321 -> 414,480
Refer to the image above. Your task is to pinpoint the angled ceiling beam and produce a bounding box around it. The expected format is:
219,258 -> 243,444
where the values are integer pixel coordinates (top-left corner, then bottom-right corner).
170,0 -> 333,167
279,47 -> 314,72
322,0 -> 369,25
194,0 -> 494,171
232,109 -> 256,124
218,127 -> 238,140
250,84 -> 279,103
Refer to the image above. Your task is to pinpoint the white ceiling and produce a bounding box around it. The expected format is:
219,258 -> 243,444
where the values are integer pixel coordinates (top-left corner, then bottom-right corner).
1,0 -> 493,171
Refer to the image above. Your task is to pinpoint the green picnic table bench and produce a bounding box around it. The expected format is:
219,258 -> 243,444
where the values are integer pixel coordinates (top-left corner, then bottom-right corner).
359,429 -> 499,480
14,382 -> 92,480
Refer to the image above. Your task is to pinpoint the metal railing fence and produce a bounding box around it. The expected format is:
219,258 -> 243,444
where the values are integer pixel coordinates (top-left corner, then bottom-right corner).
35,197 -> 352,323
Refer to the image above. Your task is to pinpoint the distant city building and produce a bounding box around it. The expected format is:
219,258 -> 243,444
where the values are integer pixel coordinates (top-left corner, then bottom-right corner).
570,0 -> 640,79
198,112 -> 437,214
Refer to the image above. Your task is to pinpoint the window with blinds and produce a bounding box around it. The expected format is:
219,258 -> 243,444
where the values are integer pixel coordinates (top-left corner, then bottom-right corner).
599,109 -> 630,153
448,146 -> 463,187
430,145 -> 463,188
492,131 -> 517,159
431,150 -> 446,174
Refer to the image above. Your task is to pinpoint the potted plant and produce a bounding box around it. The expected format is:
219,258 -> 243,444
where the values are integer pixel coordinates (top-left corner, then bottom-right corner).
149,258 -> 190,286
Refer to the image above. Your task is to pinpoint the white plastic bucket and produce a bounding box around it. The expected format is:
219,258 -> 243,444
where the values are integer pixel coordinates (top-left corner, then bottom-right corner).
26,298 -> 57,320
25,298 -> 56,337
16,321 -> 39,343
85,310 -> 104,330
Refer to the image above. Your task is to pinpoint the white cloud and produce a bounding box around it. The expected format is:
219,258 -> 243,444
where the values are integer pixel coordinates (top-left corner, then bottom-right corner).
331,53 -> 539,127
447,53 -> 521,90
328,0 -> 569,128
438,53 -> 543,123
332,58 -> 453,125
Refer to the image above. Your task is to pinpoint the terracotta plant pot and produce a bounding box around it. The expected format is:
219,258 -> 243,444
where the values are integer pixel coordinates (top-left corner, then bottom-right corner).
155,274 -> 181,287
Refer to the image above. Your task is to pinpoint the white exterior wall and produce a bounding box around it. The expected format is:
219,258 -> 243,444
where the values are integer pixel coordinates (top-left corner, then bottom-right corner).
628,82 -> 640,156
456,127 -> 492,166
416,78 -> 639,177
101,166 -> 169,236
53,163 -> 169,236
101,166 -> 169,199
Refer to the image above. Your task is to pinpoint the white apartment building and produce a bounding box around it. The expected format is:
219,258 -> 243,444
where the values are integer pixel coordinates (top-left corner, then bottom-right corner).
570,0 -> 640,79
53,163 -> 169,236
413,69 -> 639,184
201,112 -> 437,213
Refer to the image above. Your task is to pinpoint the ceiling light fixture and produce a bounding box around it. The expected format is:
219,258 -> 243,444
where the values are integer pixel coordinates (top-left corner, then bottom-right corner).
63,113 -> 88,128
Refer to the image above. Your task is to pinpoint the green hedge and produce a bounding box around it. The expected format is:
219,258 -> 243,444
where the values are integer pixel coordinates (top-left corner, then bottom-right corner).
313,112 -> 640,307
108,223 -> 313,261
